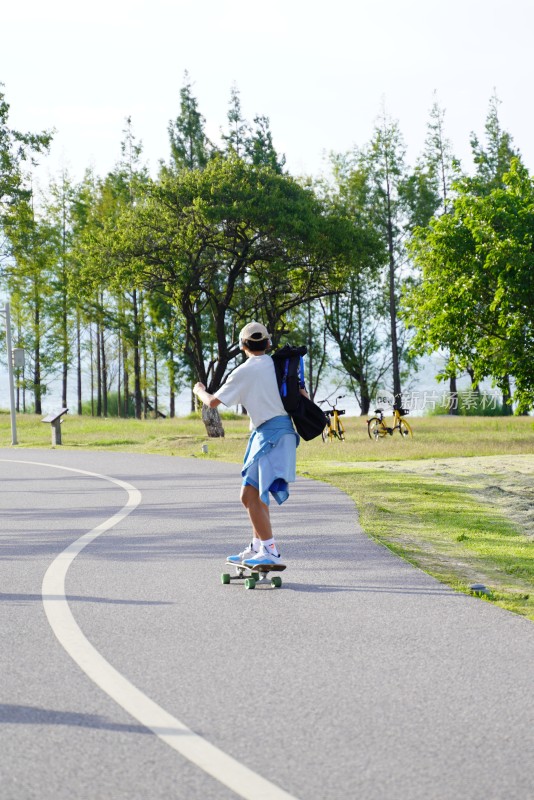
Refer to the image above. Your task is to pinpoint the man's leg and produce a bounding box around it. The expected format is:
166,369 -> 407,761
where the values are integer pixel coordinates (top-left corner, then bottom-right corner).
240,484 -> 272,540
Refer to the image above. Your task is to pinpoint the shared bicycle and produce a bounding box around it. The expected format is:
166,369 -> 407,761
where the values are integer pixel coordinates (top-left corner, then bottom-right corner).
367,404 -> 413,440
319,396 -> 346,442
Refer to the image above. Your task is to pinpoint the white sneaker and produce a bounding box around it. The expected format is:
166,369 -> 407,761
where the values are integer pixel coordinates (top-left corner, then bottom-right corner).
244,545 -> 281,566
227,542 -> 259,564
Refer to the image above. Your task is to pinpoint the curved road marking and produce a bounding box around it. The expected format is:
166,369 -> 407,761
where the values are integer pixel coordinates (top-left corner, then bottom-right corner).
2,459 -> 298,800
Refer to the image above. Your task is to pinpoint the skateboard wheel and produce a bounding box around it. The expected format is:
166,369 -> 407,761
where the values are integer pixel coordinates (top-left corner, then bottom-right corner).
244,578 -> 256,590
221,573 -> 231,585
251,572 -> 260,581
271,577 -> 282,588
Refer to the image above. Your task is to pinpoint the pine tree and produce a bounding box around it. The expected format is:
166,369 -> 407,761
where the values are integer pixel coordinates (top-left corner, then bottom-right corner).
245,115 -> 286,173
469,91 -> 520,195
221,84 -> 250,157
168,72 -> 212,171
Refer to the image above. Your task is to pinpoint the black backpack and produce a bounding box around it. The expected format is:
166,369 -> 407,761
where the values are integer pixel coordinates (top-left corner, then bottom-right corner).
271,345 -> 328,441
271,344 -> 306,412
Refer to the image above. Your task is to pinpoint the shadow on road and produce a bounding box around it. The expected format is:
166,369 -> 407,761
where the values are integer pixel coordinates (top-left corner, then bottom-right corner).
0,704 -> 150,735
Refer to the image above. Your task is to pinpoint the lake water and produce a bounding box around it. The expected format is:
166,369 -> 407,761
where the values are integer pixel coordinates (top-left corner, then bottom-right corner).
0,353 -> 499,418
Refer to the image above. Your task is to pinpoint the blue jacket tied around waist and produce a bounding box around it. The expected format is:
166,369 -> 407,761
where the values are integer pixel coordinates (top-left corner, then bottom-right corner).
242,415 -> 299,506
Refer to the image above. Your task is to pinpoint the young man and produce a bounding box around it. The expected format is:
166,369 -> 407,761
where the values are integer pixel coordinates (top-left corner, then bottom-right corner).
193,321 -> 302,567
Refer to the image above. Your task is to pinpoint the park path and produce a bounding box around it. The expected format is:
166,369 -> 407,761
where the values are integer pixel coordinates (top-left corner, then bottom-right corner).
0,448 -> 533,800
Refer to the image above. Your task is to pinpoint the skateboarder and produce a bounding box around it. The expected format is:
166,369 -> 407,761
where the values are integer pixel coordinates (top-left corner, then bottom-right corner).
193,321 -> 303,567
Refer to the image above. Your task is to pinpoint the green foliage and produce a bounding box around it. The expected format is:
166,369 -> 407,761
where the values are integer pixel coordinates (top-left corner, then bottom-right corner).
2,80 -> 533,429
421,95 -> 462,214
405,159 -> 534,412
469,92 -> 520,196
167,72 -> 212,171
425,391 -> 509,417
81,391 -> 136,417
90,153 -> 371,395
0,85 -> 52,214
325,108 -> 438,408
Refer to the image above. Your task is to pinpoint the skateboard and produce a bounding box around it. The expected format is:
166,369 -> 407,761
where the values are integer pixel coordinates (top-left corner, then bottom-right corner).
221,560 -> 286,590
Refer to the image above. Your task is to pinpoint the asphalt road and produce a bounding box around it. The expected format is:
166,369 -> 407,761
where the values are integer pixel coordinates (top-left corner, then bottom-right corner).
1,448 -> 533,800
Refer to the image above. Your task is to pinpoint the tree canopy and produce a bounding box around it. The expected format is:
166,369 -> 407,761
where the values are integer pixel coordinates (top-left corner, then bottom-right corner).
86,153 -> 375,395
404,159 -> 534,412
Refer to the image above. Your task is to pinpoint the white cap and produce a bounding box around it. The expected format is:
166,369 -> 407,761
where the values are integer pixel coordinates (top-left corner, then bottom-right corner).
239,321 -> 271,344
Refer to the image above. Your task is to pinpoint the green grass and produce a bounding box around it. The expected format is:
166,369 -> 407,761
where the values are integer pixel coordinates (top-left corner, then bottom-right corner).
305,466 -> 534,620
2,410 -> 533,620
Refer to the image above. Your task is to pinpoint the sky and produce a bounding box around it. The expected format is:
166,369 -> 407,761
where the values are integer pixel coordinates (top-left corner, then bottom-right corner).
2,0 -> 534,184
1,0 -> 532,413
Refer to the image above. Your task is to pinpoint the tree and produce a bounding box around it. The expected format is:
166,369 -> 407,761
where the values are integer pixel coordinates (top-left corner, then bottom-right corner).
314,153 -> 386,413
74,120 -> 152,419
282,301 -> 330,401
245,115 -> 286,173
90,154 -> 369,435
405,158 -> 534,413
324,111 -> 434,412
3,190 -> 59,413
358,110 -> 437,405
69,170 -> 99,414
422,94 -> 461,215
418,96 -> 462,411
46,170 -> 78,408
469,92 -> 520,196
405,95 -> 529,413
167,73 -> 212,171
221,85 -> 250,157
321,275 -> 390,415
0,84 -> 52,218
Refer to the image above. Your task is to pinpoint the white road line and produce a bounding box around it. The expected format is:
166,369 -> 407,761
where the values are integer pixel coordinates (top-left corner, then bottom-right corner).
2,459 -> 298,800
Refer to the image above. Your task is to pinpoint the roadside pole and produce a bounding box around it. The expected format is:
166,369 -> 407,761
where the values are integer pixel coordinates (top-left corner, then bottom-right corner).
1,302 -> 18,445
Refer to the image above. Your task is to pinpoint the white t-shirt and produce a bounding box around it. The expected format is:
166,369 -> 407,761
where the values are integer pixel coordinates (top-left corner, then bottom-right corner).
214,354 -> 288,429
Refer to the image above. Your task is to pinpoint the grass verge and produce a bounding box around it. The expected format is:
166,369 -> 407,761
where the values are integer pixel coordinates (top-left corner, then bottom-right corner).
304,464 -> 534,620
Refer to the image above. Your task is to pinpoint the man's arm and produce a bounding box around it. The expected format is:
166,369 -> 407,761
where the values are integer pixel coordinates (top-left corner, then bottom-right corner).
193,382 -> 222,409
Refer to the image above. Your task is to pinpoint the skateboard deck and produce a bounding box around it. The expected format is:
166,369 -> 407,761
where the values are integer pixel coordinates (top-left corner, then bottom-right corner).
222,560 -> 286,589
225,560 -> 286,573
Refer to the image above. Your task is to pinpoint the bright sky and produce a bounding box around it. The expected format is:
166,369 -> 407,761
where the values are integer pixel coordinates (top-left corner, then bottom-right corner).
2,0 -> 534,183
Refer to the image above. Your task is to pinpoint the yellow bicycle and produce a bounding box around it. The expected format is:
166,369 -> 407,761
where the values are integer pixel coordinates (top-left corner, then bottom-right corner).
367,404 -> 413,440
319,396 -> 346,442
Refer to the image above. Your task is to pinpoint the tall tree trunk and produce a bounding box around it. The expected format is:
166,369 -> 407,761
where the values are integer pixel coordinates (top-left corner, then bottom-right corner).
168,347 -> 176,418
90,323 -> 94,416
123,343 -> 130,417
502,376 -> 514,416
76,311 -> 82,415
153,349 -> 158,417
306,302 -> 314,395
132,290 -> 142,420
359,378 -> 371,416
386,190 -> 401,403
448,373 -> 459,415
101,324 -> 108,417
33,303 -> 42,415
117,333 -> 122,418
96,320 -> 102,417
142,322 -> 148,419
16,318 -> 21,412
61,301 -> 68,408
61,191 -> 68,410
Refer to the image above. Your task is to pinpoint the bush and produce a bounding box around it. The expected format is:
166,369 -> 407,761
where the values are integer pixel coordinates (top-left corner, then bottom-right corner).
81,392 -> 136,417
426,391 -> 509,417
